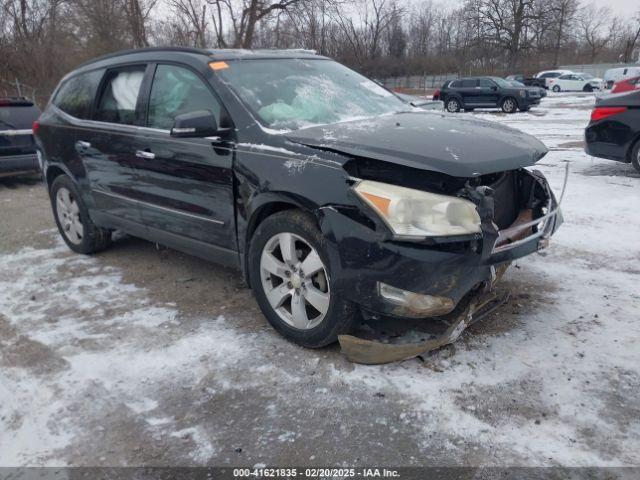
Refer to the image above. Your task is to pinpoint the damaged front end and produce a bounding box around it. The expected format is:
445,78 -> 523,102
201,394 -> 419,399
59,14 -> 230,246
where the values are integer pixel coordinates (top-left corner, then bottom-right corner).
329,162 -> 566,364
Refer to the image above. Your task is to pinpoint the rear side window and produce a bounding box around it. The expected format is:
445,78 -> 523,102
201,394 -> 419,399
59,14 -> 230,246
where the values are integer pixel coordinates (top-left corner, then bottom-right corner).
95,66 -> 146,125
460,79 -> 476,88
147,64 -> 222,130
53,70 -> 103,119
0,105 -> 40,129
449,80 -> 460,88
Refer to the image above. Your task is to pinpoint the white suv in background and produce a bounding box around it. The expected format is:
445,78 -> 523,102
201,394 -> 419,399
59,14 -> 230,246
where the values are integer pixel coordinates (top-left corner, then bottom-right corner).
603,66 -> 640,89
534,70 -> 574,88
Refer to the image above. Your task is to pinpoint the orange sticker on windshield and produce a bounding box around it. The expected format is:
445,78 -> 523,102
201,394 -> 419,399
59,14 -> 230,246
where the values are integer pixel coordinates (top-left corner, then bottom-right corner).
209,61 -> 229,71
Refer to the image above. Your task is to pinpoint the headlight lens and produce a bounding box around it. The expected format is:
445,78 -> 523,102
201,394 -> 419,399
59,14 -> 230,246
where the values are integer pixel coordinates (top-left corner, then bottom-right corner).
354,180 -> 481,238
519,89 -> 526,97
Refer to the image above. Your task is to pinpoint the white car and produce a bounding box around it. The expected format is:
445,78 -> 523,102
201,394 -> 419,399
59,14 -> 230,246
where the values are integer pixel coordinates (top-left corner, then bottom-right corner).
547,73 -> 603,92
603,66 -> 640,89
534,69 -> 574,88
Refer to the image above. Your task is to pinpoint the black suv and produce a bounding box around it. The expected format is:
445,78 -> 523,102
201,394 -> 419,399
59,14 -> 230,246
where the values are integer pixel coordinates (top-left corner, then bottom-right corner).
36,48 -> 562,348
437,77 -> 541,113
0,97 -> 41,176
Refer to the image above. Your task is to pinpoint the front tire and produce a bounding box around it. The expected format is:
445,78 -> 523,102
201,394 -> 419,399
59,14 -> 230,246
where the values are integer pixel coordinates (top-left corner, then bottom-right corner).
583,84 -> 593,92
248,210 -> 359,347
552,85 -> 561,92
501,97 -> 518,114
50,175 -> 111,254
445,98 -> 461,113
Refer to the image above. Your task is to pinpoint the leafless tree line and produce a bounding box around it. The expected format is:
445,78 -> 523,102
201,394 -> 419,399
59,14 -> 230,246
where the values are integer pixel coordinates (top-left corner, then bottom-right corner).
1,0 -> 639,103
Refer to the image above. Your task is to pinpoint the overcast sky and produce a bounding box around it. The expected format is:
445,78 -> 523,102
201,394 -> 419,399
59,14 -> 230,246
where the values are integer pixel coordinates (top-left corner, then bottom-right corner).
447,0 -> 639,17
606,0 -> 640,17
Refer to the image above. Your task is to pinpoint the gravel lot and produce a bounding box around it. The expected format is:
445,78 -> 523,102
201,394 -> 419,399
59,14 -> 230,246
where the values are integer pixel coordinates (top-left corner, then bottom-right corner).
1,93 -> 639,467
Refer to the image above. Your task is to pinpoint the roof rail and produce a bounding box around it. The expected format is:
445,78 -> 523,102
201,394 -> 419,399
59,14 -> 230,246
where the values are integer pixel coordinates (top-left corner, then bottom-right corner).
75,46 -> 211,69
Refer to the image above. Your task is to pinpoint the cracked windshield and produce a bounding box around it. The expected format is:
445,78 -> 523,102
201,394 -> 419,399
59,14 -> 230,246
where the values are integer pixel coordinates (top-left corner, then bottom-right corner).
217,58 -> 408,130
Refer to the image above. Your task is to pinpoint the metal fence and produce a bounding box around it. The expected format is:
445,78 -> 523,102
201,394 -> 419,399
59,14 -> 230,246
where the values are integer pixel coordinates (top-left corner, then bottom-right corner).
559,62 -> 640,78
381,73 -> 459,91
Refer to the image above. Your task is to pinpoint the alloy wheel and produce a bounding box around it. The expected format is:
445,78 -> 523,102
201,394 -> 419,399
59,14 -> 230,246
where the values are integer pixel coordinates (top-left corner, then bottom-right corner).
260,232 -> 330,330
446,99 -> 459,112
503,99 -> 516,113
56,187 -> 84,245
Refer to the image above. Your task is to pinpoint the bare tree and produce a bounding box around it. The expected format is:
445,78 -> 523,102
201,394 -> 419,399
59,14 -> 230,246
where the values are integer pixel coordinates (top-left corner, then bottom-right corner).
170,0 -> 209,47
579,3 -> 612,63
124,0 -> 159,47
549,0 -> 577,66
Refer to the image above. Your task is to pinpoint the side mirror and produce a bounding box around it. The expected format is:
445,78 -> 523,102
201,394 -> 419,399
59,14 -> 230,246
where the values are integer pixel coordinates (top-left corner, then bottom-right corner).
171,110 -> 218,138
491,86 -> 498,91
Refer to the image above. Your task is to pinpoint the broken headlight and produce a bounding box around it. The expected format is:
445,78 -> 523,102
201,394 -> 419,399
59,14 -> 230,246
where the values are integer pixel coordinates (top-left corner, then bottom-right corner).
354,180 -> 481,238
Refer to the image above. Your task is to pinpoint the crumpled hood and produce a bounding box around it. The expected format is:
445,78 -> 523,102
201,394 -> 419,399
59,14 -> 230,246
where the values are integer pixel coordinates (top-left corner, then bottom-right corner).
286,111 -> 548,177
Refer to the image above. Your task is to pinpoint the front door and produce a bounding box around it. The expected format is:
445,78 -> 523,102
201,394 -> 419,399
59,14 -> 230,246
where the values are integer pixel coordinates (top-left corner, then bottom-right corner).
130,63 -> 236,251
476,78 -> 500,106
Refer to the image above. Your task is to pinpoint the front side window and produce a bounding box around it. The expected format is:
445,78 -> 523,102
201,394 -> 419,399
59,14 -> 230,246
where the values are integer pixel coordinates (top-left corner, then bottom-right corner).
147,64 -> 222,130
215,58 -> 407,131
478,79 -> 495,87
53,69 -> 104,119
95,66 -> 146,125
491,77 -> 513,88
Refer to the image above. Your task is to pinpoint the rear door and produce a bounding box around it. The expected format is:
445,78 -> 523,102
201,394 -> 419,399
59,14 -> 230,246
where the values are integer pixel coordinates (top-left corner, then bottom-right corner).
456,79 -> 478,105
129,63 -> 236,251
82,64 -> 150,225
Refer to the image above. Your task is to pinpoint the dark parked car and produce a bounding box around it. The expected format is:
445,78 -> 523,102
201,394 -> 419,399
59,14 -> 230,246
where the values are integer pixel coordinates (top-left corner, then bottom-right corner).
505,74 -> 545,89
435,77 -> 541,113
0,97 -> 41,176
585,89 -> 640,172
35,48 -> 562,348
506,79 -> 547,98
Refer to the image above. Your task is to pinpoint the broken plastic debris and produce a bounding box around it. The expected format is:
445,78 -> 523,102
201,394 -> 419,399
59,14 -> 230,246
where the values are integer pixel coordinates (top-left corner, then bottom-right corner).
338,289 -> 511,365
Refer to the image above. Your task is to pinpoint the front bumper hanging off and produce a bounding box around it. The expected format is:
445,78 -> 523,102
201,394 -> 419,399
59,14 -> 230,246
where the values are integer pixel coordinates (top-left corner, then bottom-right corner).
339,287 -> 511,364
336,164 -> 568,364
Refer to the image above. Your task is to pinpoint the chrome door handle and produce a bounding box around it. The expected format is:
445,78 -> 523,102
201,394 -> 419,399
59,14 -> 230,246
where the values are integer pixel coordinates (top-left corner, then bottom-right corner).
135,150 -> 155,160
76,140 -> 91,148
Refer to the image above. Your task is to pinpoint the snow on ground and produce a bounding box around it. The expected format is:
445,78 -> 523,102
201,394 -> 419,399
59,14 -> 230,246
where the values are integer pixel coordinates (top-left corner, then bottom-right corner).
0,92 -> 639,467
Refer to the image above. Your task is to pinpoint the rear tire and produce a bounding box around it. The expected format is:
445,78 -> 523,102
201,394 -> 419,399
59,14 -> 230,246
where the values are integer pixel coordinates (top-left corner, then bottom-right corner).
501,97 -> 518,114
583,84 -> 593,92
631,141 -> 640,173
445,98 -> 461,113
552,85 -> 561,92
50,174 -> 111,254
248,210 -> 360,348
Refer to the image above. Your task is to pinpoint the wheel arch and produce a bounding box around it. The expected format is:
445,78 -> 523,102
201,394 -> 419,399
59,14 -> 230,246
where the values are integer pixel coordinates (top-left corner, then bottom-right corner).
242,193 -> 320,286
445,95 -> 463,110
45,163 -> 75,191
625,132 -> 640,164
